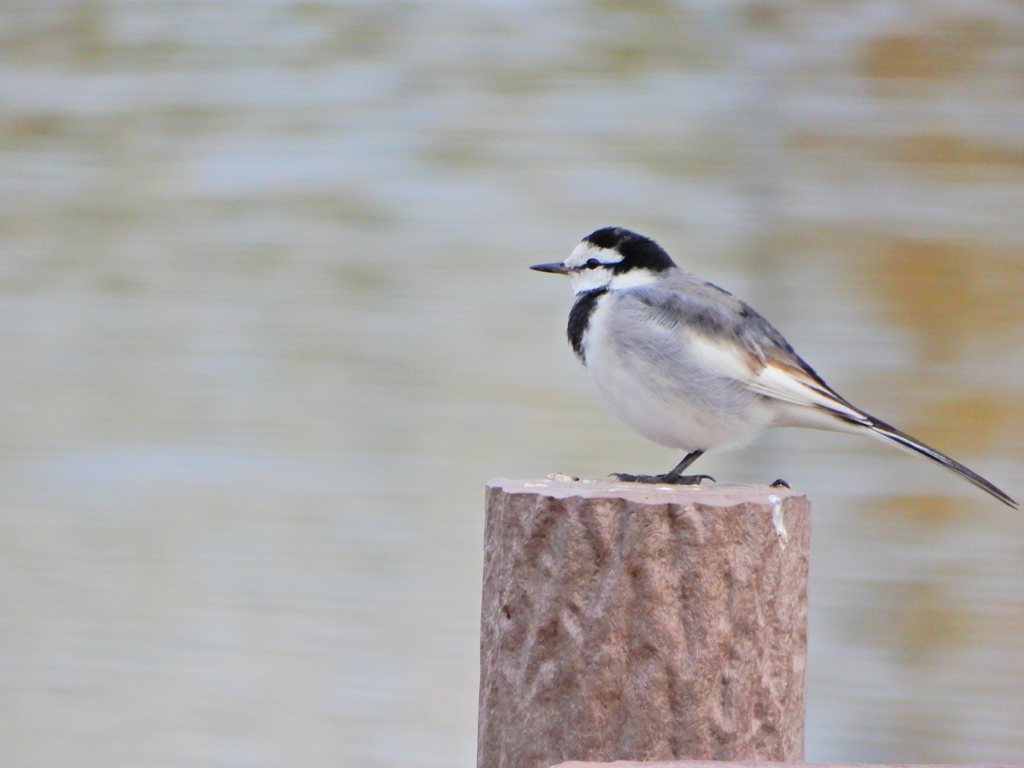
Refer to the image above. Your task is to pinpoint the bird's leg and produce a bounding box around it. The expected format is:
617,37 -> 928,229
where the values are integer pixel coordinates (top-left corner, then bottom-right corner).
612,450 -> 714,485
663,450 -> 706,482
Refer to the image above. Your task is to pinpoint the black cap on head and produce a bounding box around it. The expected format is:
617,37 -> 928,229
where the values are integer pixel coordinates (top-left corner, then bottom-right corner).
583,227 -> 676,273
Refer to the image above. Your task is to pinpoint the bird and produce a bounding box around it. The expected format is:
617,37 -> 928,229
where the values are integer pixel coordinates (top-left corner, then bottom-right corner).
530,226 -> 1018,509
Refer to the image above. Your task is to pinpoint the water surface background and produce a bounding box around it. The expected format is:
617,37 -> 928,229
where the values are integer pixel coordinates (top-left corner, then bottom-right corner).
1,2 -> 1023,765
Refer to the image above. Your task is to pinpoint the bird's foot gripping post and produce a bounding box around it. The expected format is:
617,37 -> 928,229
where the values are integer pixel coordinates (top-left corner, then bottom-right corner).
610,472 -> 714,485
611,449 -> 712,485
477,477 -> 810,768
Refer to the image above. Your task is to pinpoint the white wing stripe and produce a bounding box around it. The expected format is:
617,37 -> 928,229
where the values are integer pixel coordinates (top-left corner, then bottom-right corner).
751,365 -> 868,423
687,334 -> 868,423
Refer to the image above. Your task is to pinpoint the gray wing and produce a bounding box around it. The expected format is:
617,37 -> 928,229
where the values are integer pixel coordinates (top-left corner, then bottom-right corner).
624,276 -> 833,390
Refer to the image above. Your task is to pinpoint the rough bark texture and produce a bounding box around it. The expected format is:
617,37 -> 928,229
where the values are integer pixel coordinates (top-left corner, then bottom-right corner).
478,478 -> 810,768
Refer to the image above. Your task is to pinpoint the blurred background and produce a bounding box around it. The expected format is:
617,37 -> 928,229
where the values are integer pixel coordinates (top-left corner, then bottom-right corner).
0,1 -> 1022,765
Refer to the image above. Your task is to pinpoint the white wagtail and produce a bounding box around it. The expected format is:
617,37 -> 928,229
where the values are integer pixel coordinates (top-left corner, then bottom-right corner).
531,227 -> 1018,509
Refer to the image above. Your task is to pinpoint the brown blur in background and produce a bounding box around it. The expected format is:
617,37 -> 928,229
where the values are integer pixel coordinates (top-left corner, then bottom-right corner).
0,2 -> 1022,766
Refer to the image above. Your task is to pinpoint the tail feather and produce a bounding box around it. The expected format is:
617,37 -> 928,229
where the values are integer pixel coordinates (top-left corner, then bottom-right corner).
854,414 -> 1018,510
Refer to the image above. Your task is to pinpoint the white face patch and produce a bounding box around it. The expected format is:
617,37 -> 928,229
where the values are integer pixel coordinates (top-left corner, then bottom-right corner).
570,266 -> 613,294
563,242 -> 623,270
565,241 -> 624,294
562,239 -> 666,293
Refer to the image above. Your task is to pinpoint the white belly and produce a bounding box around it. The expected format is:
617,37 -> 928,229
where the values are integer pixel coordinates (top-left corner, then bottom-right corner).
581,297 -> 775,451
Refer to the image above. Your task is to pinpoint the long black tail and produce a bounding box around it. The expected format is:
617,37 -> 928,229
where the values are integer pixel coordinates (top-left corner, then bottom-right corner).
858,414 -> 1018,509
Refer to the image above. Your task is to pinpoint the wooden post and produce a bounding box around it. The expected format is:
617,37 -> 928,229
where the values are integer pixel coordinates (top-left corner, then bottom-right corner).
477,478 -> 810,768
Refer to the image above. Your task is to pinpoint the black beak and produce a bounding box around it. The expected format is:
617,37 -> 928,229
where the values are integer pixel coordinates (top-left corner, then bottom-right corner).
530,261 -> 570,275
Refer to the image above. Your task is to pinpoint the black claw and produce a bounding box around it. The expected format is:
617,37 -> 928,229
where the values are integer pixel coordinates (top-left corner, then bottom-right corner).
770,478 -> 791,489
677,474 -> 715,485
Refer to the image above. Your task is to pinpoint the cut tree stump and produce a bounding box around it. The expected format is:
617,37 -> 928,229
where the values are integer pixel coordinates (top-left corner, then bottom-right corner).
477,478 -> 810,768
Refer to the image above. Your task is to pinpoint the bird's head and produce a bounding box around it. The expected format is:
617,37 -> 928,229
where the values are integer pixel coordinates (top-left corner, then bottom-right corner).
530,227 -> 677,293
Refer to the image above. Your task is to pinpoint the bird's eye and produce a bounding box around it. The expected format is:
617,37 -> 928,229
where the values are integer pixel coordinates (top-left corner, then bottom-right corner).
585,258 -> 601,269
